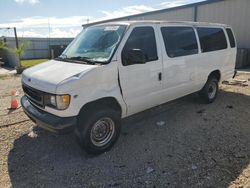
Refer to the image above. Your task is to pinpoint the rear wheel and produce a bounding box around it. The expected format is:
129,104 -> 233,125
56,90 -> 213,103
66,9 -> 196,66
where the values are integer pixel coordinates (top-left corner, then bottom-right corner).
199,77 -> 219,103
75,108 -> 121,155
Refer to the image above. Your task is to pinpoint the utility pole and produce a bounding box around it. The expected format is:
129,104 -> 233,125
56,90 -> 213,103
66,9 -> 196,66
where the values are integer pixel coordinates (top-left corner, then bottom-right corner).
13,27 -> 21,68
13,27 -> 19,49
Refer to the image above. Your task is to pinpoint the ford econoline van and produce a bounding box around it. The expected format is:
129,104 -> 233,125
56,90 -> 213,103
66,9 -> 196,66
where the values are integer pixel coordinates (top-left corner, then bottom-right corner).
21,21 -> 237,154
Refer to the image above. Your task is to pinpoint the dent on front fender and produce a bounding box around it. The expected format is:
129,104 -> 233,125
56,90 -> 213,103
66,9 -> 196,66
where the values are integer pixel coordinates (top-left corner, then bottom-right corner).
75,83 -> 127,117
52,64 -> 127,118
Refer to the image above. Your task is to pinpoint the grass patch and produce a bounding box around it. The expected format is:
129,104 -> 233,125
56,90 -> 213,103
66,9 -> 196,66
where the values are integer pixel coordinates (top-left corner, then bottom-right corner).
0,74 -> 9,80
21,59 -> 49,68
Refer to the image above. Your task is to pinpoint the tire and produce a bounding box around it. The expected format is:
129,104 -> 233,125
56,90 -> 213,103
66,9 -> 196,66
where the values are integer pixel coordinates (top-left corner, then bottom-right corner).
199,77 -> 219,104
75,108 -> 121,155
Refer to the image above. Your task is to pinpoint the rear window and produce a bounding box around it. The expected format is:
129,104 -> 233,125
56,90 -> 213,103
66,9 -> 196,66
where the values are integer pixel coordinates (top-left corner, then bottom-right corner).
197,27 -> 227,53
161,27 -> 198,58
226,28 -> 236,48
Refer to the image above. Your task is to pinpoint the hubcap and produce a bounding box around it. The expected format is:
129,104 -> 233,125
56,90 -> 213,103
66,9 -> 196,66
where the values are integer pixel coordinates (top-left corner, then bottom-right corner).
208,81 -> 217,99
90,117 -> 115,147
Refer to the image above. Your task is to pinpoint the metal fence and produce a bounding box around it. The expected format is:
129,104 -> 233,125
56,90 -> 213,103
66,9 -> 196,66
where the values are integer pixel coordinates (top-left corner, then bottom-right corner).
2,37 -> 250,69
4,37 -> 73,59
236,49 -> 250,69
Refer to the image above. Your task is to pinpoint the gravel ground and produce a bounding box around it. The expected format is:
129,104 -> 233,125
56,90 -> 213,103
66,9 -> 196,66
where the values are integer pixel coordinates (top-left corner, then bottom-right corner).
0,73 -> 250,188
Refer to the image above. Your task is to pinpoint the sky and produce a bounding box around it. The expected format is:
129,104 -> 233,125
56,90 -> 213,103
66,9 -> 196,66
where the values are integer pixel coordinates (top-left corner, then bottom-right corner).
0,0 -> 205,38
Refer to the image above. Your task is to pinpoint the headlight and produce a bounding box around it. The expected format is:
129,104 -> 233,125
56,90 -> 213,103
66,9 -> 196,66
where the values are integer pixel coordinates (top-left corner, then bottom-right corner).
50,95 -> 56,106
45,94 -> 70,110
56,95 -> 70,110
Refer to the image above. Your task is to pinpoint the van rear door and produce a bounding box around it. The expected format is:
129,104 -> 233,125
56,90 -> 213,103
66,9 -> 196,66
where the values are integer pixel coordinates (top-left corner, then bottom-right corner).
224,27 -> 237,79
196,27 -> 233,82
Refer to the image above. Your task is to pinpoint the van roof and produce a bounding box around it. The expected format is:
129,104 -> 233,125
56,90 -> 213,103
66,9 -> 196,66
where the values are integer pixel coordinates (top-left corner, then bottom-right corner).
88,20 -> 229,28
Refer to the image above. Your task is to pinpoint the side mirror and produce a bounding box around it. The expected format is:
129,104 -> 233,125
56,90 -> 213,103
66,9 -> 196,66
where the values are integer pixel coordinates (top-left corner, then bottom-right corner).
124,49 -> 146,65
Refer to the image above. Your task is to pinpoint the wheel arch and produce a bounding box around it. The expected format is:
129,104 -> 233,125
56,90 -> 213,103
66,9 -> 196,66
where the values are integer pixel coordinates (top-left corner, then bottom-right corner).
208,70 -> 221,82
78,97 -> 122,118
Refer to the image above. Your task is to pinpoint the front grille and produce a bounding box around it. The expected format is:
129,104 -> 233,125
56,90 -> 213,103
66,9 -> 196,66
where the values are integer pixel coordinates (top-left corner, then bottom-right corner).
22,84 -> 44,108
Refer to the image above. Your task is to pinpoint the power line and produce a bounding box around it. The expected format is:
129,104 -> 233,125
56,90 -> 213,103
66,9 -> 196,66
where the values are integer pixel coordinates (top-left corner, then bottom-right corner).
0,27 -> 11,30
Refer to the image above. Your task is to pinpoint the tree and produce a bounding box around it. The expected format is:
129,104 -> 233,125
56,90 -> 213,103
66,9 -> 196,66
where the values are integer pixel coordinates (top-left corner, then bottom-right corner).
0,40 -> 8,63
12,40 -> 30,68
14,41 -> 30,59
0,39 -> 30,71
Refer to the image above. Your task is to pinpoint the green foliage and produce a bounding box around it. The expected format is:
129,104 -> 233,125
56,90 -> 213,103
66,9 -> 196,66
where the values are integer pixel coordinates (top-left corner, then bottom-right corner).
12,40 -> 31,58
0,39 -> 31,68
0,41 -> 7,49
0,40 -> 30,58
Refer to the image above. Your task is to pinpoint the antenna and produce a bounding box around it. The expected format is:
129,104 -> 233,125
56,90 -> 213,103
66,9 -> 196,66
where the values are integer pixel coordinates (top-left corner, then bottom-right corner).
48,18 -> 51,46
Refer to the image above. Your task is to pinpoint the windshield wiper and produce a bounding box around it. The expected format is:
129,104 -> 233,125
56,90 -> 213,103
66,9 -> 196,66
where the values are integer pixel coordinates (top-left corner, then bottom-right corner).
59,54 -> 67,59
55,56 -> 90,64
69,56 -> 97,65
56,56 -> 103,65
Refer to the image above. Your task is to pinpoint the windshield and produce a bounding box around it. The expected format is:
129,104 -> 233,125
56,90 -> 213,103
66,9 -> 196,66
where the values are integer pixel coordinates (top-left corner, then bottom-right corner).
61,25 -> 127,64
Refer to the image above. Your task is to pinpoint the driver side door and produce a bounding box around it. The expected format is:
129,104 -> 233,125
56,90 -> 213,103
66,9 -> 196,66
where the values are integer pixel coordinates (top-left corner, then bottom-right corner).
117,25 -> 163,116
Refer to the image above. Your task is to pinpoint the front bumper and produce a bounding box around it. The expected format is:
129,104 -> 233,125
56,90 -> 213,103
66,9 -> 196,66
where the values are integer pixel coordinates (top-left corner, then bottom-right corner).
21,96 -> 77,134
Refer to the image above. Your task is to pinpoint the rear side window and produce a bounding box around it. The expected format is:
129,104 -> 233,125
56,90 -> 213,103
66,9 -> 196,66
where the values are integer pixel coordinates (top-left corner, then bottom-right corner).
122,26 -> 158,65
197,27 -> 227,52
226,28 -> 236,48
161,27 -> 198,58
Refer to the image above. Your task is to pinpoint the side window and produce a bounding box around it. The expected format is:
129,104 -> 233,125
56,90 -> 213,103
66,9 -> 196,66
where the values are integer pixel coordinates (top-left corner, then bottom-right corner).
122,27 -> 158,66
197,27 -> 227,52
226,28 -> 236,48
161,27 -> 198,58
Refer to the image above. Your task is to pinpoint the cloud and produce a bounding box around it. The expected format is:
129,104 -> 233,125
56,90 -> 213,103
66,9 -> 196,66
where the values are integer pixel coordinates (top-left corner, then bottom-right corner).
97,0 -> 201,21
2,0 -> 203,38
0,16 -> 91,29
100,5 -> 156,20
158,0 -> 188,8
19,28 -> 82,38
18,30 -> 44,37
0,16 -> 88,38
48,28 -> 81,38
14,0 -> 40,4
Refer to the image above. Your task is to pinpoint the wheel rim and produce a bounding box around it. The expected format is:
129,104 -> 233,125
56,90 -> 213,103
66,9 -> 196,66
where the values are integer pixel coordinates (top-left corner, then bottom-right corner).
208,81 -> 217,99
90,117 -> 115,147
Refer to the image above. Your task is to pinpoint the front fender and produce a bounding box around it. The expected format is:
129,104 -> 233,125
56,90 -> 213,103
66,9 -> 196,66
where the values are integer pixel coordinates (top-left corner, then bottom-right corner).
44,62 -> 127,118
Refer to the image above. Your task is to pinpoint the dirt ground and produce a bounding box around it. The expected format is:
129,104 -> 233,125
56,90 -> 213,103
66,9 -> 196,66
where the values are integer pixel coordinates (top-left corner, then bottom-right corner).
0,73 -> 250,188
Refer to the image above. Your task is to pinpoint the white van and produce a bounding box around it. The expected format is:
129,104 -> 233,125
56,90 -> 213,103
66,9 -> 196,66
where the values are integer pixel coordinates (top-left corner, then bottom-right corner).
21,21 -> 237,154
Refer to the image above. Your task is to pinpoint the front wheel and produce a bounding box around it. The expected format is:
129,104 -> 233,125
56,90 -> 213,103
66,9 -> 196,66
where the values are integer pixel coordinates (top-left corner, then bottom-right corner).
199,77 -> 219,103
75,108 -> 121,155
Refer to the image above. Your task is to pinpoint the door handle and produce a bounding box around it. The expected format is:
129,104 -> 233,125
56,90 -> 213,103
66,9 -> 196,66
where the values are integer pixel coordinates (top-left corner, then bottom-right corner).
158,72 -> 162,81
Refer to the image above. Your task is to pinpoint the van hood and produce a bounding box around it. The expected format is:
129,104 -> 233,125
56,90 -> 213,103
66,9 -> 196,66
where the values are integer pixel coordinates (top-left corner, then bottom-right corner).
22,59 -> 98,93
